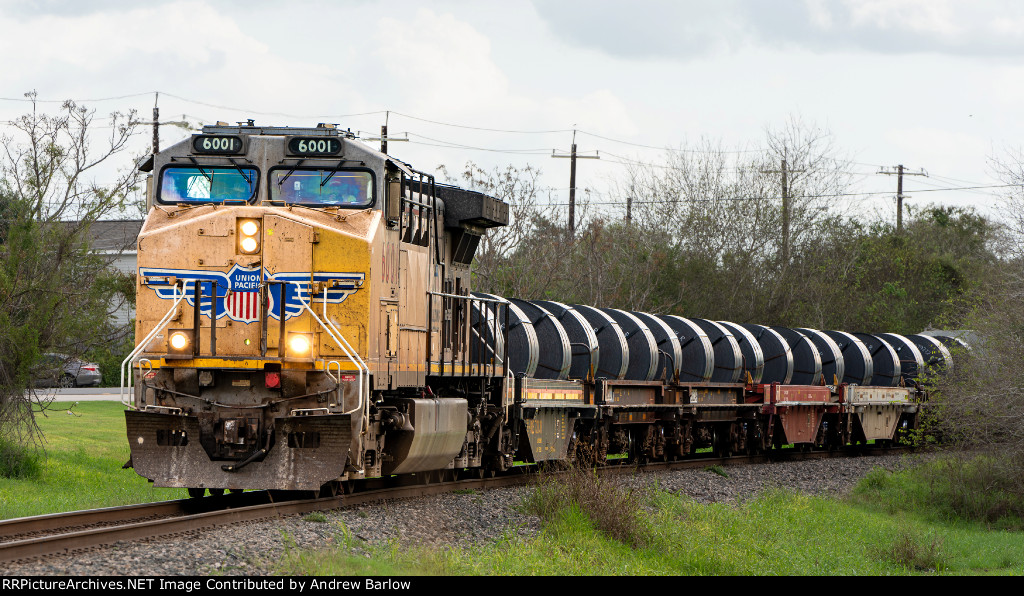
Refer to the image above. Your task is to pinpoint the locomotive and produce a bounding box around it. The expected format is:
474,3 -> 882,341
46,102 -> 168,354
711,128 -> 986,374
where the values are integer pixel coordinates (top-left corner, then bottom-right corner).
122,122 -> 954,496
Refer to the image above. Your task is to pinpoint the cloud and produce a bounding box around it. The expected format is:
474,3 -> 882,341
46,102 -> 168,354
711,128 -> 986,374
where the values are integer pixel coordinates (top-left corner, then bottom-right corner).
0,2 -> 368,120
531,0 -> 1024,59
370,8 -> 636,136
375,9 -> 510,111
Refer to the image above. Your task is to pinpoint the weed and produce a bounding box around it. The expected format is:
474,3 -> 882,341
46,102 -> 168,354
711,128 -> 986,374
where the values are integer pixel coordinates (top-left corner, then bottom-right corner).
523,466 -> 651,547
0,437 -> 42,480
278,529 -> 297,551
452,488 -> 480,495
704,465 -> 729,478
853,452 -> 1024,529
333,519 -> 356,549
858,467 -> 893,491
302,512 -> 329,523
883,527 -> 948,572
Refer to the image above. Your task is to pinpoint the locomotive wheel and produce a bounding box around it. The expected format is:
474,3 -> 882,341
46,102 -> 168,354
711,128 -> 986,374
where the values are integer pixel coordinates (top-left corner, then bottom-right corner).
187,487 -> 206,498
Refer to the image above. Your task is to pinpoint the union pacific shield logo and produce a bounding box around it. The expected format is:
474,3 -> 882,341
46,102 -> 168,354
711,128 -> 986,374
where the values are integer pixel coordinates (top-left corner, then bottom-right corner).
224,267 -> 261,323
139,264 -> 364,323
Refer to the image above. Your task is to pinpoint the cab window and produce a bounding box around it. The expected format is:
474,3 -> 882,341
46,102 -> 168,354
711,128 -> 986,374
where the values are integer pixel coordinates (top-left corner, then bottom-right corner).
268,168 -> 373,207
158,166 -> 258,204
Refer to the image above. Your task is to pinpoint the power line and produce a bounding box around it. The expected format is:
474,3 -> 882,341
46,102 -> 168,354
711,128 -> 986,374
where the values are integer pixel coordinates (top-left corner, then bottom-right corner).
158,92 -> 387,120
389,111 -> 573,134
537,183 -> 1021,207
0,92 -> 155,104
403,132 -> 552,154
576,130 -> 765,154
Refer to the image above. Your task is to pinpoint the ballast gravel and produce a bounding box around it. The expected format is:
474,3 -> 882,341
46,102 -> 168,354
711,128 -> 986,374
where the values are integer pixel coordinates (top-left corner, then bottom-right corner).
1,453 -> 916,576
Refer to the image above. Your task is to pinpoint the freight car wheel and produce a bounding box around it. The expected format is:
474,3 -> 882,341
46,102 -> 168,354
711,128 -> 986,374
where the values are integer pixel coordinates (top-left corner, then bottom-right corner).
208,488 -> 225,497
187,488 -> 206,498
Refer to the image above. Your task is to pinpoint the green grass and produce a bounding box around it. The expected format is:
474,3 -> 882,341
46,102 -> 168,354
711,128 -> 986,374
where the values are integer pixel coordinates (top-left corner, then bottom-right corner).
6,402 -> 1024,575
851,454 -> 1024,530
0,401 -> 186,519
704,465 -> 729,478
0,437 -> 44,480
275,458 -> 1024,576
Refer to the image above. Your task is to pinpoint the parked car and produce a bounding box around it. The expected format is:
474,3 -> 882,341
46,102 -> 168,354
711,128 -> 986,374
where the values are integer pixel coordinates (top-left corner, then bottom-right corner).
34,353 -> 102,388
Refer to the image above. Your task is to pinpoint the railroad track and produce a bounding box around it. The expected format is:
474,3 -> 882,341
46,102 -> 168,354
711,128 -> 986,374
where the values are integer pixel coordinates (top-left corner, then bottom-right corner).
0,446 -> 905,564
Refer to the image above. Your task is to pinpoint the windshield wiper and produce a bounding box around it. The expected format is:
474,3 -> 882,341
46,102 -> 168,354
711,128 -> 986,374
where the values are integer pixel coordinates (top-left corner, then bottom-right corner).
187,157 -> 212,182
320,160 -> 347,187
277,159 -> 305,186
227,158 -> 252,185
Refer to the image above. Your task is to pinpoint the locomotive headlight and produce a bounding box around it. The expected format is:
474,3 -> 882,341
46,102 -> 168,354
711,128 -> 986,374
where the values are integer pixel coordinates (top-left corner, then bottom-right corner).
240,220 -> 259,236
237,218 -> 261,254
168,329 -> 195,356
170,333 -> 189,350
240,236 -> 259,253
287,332 -> 313,356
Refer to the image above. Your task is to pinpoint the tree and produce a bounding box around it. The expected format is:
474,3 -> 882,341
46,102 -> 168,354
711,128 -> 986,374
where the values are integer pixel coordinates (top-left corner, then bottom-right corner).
439,162 -> 576,298
0,93 -> 139,465
926,150 -> 1024,459
609,119 -> 853,322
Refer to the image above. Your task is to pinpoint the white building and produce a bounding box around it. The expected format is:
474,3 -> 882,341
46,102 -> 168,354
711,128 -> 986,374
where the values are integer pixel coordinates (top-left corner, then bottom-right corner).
89,220 -> 143,328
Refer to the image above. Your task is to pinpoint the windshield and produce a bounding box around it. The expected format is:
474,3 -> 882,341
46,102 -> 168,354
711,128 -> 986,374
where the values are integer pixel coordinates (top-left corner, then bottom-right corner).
159,166 -> 258,204
268,168 -> 373,207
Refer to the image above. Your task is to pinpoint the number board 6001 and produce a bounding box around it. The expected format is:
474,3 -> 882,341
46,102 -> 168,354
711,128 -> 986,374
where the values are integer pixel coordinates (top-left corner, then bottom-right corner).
192,135 -> 244,155
288,137 -> 341,156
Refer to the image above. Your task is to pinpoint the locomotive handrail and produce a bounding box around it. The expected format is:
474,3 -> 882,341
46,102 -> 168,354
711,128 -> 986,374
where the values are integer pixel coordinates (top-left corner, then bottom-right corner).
285,282 -> 369,422
325,360 -> 342,384
120,285 -> 184,408
426,290 -> 508,377
319,289 -> 369,420
427,291 -> 505,303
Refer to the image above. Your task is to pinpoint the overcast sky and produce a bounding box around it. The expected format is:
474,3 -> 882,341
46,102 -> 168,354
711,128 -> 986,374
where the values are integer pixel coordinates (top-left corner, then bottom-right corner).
2,0 -> 1022,222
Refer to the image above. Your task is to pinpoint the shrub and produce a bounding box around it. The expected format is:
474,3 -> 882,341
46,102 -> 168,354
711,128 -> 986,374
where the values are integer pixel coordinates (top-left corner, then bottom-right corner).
523,467 -> 651,547
853,453 -> 1024,529
0,437 -> 42,480
883,527 -> 948,572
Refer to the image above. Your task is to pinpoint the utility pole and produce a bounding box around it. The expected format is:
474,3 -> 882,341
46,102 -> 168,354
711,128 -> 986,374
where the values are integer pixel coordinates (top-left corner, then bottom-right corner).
552,129 -> 599,234
152,92 -> 159,155
762,156 -> 803,265
364,113 -> 407,154
878,165 -> 928,232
